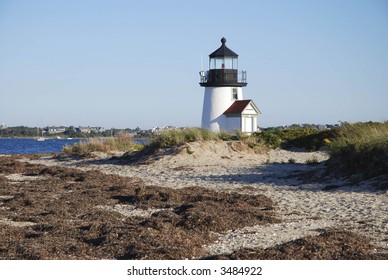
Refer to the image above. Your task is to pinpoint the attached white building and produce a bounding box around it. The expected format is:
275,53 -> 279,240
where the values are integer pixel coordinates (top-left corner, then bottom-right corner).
224,100 -> 261,134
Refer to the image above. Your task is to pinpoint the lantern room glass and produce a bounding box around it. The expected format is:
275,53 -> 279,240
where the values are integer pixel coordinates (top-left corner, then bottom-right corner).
209,57 -> 238,70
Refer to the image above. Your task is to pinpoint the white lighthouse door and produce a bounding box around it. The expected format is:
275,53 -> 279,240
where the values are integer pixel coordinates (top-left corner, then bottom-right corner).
243,117 -> 253,133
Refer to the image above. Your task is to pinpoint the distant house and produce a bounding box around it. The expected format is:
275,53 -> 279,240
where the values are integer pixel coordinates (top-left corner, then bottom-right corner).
126,132 -> 138,137
45,126 -> 66,134
0,123 -> 7,130
151,126 -> 176,135
77,126 -> 91,133
90,127 -> 105,133
76,126 -> 105,134
223,100 -> 261,134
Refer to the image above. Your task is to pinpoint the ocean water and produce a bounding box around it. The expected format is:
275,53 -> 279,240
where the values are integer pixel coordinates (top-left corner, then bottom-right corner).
0,138 -> 83,154
0,138 -> 149,154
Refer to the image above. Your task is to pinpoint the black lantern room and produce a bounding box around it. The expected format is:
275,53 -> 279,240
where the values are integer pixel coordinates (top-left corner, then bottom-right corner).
200,37 -> 247,87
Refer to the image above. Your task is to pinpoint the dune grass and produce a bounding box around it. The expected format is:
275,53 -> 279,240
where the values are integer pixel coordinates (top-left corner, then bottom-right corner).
148,128 -> 219,149
143,128 -> 269,154
62,134 -> 143,156
327,122 -> 388,178
61,128 -> 221,157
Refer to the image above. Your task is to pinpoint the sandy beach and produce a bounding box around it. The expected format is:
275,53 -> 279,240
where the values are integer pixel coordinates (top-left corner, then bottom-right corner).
30,142 -> 388,255
1,140 -> 387,259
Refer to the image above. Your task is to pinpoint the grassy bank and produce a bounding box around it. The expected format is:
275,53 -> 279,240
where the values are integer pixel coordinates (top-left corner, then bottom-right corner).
62,134 -> 143,156
141,128 -> 274,156
327,122 -> 388,178
61,127 -> 330,156
61,129 -> 218,156
60,123 -> 388,180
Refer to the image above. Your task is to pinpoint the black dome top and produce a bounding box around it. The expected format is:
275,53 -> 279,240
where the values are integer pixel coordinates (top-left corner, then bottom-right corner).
209,37 -> 238,58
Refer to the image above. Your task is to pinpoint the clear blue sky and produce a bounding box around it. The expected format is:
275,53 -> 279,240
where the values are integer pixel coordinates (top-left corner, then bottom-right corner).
1,0 -> 387,129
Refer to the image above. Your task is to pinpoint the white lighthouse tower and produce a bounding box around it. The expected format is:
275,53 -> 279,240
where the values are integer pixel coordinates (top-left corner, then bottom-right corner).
200,37 -> 260,134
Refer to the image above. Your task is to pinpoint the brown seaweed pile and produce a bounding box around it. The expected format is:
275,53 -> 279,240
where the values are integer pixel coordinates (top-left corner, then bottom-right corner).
0,156 -> 276,259
204,228 -> 387,260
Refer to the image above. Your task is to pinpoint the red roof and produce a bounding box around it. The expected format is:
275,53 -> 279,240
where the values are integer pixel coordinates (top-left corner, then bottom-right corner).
223,100 -> 252,114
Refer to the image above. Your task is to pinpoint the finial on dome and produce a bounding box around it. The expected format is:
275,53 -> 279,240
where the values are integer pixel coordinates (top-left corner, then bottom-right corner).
221,37 -> 226,44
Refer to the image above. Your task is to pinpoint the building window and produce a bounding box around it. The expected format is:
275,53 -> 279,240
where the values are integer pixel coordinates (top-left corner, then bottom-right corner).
232,88 -> 238,100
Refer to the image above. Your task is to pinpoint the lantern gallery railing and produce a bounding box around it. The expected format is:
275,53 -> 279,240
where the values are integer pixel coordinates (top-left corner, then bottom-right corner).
199,70 -> 247,86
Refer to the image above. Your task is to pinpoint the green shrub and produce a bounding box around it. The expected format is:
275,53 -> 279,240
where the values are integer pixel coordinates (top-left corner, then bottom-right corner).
217,130 -> 233,141
253,128 -> 335,151
234,129 -> 251,140
254,129 -> 282,149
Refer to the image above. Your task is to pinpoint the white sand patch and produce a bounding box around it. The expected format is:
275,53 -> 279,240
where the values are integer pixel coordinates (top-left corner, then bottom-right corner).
5,173 -> 46,182
268,148 -> 329,163
0,218 -> 36,227
96,205 -> 170,218
205,219 -> 338,255
0,195 -> 14,201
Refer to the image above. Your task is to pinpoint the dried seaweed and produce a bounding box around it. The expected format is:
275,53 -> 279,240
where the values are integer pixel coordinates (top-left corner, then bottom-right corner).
0,156 -> 278,260
204,229 -> 388,260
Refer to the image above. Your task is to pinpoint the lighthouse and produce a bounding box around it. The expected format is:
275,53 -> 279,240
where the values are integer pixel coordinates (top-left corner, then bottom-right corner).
200,37 -> 260,134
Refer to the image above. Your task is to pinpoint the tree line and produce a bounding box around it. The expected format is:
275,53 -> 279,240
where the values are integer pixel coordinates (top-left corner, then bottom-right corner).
0,126 -> 152,138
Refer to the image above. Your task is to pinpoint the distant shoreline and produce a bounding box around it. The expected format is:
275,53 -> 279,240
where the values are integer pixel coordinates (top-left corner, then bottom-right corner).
0,136 -> 149,140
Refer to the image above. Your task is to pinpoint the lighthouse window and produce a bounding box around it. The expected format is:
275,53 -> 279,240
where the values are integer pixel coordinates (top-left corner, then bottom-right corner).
210,57 -> 237,70
215,58 -> 225,69
224,58 -> 234,69
232,88 -> 238,100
